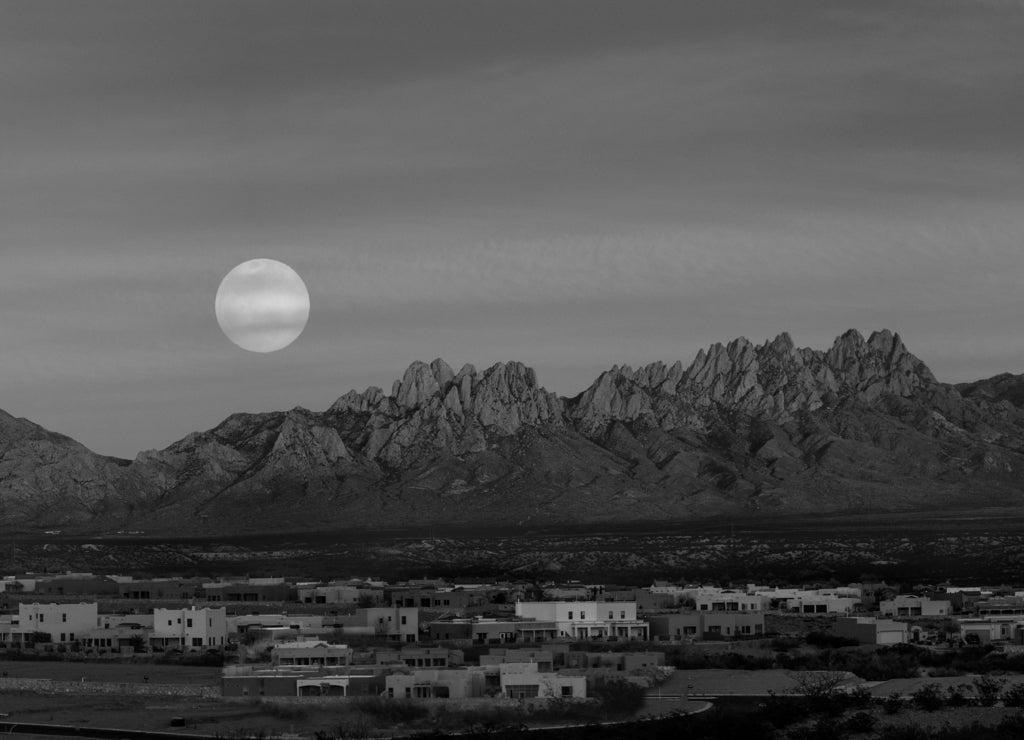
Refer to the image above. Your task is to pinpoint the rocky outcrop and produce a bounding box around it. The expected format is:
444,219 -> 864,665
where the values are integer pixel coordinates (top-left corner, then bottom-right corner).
569,329 -> 941,434
1,330 -> 1022,534
0,410 -> 145,526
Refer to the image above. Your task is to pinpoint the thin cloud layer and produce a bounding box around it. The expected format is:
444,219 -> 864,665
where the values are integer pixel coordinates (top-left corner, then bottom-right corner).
0,0 -> 1022,455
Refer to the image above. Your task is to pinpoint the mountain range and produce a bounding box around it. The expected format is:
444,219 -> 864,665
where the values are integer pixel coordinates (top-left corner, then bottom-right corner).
2,329 -> 1023,535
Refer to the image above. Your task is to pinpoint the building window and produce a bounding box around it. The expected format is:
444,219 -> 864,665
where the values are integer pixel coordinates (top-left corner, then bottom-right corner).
568,611 -> 573,620
609,611 -> 614,620
62,614 -> 67,623
187,619 -> 193,628
401,616 -> 407,625
580,611 -> 585,620
620,611 -> 626,619
561,686 -> 573,697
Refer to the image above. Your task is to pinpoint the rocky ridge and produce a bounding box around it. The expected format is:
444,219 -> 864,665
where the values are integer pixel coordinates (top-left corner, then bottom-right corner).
1,329 -> 1022,534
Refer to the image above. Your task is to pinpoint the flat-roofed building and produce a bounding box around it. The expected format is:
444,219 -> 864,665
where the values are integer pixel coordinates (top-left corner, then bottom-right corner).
271,640 -> 352,667
499,663 -> 586,699
648,611 -> 764,641
18,602 -> 99,644
152,606 -> 227,650
385,668 -> 485,699
514,601 -> 649,641
880,595 -> 951,618
336,607 -> 419,642
835,617 -> 908,645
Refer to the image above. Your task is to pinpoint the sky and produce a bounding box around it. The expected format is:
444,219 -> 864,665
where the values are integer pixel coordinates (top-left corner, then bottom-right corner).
1,0 -> 1023,459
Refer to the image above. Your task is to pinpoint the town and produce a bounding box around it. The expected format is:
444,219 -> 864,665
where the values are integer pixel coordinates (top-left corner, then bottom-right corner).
6,572 -> 1024,738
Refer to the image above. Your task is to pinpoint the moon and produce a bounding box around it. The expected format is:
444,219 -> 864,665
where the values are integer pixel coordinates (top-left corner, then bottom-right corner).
215,259 -> 310,353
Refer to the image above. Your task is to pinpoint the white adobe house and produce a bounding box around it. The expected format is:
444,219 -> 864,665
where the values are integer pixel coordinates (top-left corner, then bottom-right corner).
18,602 -> 99,643
499,663 -> 587,699
336,607 -> 419,642
151,606 -> 228,650
514,601 -> 649,640
271,640 -> 353,667
385,668 -> 486,699
694,592 -> 764,612
879,595 -> 951,618
835,617 -> 908,645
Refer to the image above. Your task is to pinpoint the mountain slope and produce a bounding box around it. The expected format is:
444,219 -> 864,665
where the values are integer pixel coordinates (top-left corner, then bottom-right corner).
2,329 -> 1022,534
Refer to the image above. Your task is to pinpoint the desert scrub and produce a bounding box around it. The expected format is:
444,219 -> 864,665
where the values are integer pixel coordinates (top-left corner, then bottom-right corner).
351,697 -> 429,723
1002,683 -> 1024,708
972,675 -> 1006,707
910,682 -> 945,711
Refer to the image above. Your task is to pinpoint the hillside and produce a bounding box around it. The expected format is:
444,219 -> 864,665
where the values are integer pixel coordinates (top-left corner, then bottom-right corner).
2,329 -> 1022,534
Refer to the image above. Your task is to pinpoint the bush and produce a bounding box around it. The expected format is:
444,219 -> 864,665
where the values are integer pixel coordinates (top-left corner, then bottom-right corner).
313,720 -> 376,740
786,717 -> 844,740
848,685 -> 874,708
911,683 -> 945,711
1001,683 -> 1024,708
590,676 -> 646,716
351,697 -> 429,723
882,691 -> 904,714
806,632 -> 859,649
759,691 -> 808,728
945,683 -> 974,707
770,636 -> 801,652
846,711 -> 877,734
258,703 -> 308,721
973,675 -> 1006,707
875,726 -> 931,740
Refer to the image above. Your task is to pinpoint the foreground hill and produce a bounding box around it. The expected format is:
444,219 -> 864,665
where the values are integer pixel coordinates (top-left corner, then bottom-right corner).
2,329 -> 1022,534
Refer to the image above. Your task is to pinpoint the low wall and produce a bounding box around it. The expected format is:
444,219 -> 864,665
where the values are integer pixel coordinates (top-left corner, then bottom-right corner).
0,676 -> 219,698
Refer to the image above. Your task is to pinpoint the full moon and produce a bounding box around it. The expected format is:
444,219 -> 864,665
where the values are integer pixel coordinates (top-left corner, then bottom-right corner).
215,259 -> 310,353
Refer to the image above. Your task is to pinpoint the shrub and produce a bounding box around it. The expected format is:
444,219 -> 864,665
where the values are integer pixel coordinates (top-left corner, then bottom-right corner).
911,683 -> 945,711
1002,683 -> 1024,708
313,721 -> 377,740
590,676 -> 646,716
771,636 -> 801,652
759,691 -> 808,728
973,675 -> 1006,707
846,711 -> 877,734
351,697 -> 429,723
882,691 -> 904,714
848,685 -> 874,708
806,631 -> 859,649
259,703 -> 307,721
945,683 -> 974,707
875,726 -> 931,740
998,713 -> 1024,734
787,718 -> 844,740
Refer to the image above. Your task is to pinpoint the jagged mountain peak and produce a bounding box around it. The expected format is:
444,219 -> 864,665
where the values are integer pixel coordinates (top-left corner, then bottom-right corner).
572,329 -> 942,430
3,328 -> 1022,535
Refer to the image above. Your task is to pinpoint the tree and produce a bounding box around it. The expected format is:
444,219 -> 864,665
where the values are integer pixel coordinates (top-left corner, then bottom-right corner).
590,677 -> 646,716
973,675 -> 1006,707
790,671 -> 850,714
